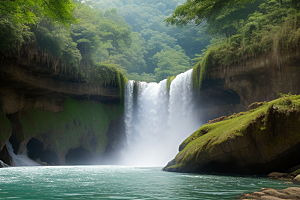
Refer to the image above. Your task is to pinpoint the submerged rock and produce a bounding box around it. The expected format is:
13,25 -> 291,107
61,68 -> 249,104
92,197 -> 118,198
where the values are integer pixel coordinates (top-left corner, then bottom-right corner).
163,95 -> 300,174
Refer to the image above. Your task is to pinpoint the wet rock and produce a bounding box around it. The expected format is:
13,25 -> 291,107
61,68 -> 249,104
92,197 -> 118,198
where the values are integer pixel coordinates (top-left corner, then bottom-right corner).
247,102 -> 264,111
293,175 -> 300,184
268,172 -> 293,181
238,187 -> 300,200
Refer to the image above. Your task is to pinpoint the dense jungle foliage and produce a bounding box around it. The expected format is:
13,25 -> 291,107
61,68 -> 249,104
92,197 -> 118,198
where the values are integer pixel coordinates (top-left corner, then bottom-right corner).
83,0 -> 211,82
1,0 -> 300,85
0,0 -> 128,91
165,0 -> 300,90
0,0 -> 211,83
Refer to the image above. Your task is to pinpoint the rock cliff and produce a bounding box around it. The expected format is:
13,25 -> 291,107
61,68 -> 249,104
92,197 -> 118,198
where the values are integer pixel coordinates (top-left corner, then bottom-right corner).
163,95 -> 300,174
195,50 -> 300,122
0,53 -> 125,166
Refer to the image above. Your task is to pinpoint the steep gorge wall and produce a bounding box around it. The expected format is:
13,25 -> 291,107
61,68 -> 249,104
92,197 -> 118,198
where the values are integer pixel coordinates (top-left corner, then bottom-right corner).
0,55 -> 125,166
195,50 -> 300,122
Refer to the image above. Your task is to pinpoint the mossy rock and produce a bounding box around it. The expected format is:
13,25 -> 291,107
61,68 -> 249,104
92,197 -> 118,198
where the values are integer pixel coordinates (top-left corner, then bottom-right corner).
167,75 -> 176,91
17,98 -> 123,163
164,95 -> 300,174
291,169 -> 300,176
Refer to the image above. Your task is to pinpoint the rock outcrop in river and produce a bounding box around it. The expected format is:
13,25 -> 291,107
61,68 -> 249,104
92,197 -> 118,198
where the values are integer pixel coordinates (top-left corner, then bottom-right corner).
238,187 -> 300,200
164,95 -> 300,174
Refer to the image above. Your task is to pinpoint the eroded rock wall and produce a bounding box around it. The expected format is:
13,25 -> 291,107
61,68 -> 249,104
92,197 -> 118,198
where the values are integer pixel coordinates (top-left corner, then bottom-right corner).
0,93 -> 124,165
0,54 -> 124,166
196,51 -> 300,122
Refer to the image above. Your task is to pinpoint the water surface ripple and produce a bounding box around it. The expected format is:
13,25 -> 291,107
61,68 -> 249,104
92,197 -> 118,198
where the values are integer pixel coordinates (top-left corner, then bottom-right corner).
0,166 -> 293,199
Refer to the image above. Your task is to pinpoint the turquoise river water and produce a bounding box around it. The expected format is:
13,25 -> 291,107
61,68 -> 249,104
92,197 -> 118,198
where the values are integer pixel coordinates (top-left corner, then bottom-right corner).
0,166 -> 294,199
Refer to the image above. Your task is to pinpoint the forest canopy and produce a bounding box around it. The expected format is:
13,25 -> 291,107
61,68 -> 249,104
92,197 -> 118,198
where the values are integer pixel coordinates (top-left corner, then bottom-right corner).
0,0 -> 210,83
167,0 -> 300,90
0,0 -> 76,25
2,0 -> 299,85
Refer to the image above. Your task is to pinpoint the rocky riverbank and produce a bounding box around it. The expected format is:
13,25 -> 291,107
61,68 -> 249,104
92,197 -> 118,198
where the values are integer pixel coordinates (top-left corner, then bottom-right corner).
238,187 -> 300,200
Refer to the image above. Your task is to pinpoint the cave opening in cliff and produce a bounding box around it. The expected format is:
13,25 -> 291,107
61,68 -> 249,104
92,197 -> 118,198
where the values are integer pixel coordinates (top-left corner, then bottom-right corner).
26,138 -> 59,165
8,135 -> 19,155
0,145 -> 13,166
65,146 -> 94,165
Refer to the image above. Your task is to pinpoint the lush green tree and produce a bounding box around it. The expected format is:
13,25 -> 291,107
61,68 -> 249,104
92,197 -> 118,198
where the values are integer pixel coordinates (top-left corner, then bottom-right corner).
0,0 -> 76,25
193,0 -> 300,80
84,0 -> 211,82
166,22 -> 212,59
153,46 -> 192,82
140,30 -> 178,73
125,72 -> 156,82
1,0 -> 209,83
165,0 -> 255,25
70,4 -> 131,66
165,0 -> 264,37
106,32 -> 147,73
0,18 -> 33,53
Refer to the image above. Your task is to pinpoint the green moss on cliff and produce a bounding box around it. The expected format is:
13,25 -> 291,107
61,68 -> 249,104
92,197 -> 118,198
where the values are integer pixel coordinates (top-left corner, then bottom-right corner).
116,70 -> 128,103
192,59 -> 208,91
91,64 -> 128,102
167,75 -> 176,91
0,110 -> 12,143
191,2 -> 300,92
165,95 -> 300,172
291,169 -> 300,176
19,98 -> 123,155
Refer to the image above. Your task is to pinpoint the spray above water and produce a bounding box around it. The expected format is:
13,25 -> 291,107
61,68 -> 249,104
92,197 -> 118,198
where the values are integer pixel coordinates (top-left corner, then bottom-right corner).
6,141 -> 40,166
122,69 -> 201,166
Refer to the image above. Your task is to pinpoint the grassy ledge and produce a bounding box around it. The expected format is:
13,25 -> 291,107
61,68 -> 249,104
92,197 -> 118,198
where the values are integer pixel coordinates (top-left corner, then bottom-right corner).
164,94 -> 300,173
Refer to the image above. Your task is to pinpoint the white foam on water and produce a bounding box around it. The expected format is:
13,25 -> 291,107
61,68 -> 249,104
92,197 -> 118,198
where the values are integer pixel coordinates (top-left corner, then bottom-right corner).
6,141 -> 40,166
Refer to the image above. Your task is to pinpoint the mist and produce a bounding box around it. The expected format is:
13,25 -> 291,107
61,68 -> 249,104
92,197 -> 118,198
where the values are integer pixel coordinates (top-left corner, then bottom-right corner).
121,69 -> 202,166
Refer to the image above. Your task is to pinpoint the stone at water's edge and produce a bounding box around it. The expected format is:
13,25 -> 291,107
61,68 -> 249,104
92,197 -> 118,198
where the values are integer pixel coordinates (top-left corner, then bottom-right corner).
268,172 -> 293,181
293,175 -> 300,183
163,95 -> 300,174
237,187 -> 300,200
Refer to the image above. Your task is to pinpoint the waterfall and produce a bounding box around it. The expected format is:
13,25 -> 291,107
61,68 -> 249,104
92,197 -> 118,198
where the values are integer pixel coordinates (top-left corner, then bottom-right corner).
6,141 -> 40,166
168,69 -> 199,144
124,80 -> 134,145
122,69 -> 201,166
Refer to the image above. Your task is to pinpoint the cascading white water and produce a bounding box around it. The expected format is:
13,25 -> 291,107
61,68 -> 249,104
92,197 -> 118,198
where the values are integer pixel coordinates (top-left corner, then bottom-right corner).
122,69 -> 201,166
124,80 -> 134,145
168,69 -> 199,145
6,141 -> 40,166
